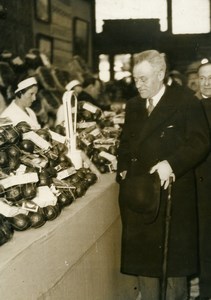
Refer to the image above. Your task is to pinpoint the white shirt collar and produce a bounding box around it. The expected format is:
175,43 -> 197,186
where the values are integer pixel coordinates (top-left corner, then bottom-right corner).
147,85 -> 166,107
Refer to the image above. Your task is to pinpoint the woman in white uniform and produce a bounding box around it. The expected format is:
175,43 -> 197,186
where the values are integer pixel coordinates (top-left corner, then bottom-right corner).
55,79 -> 82,126
1,77 -> 41,130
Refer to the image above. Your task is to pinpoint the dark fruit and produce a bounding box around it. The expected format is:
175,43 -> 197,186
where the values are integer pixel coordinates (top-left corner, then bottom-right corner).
0,214 -> 14,245
19,140 -> 35,153
85,172 -> 98,185
8,214 -> 31,231
82,110 -> 92,121
54,124 -> 66,136
28,211 -> 46,228
69,174 -> 81,184
15,121 -> 31,134
0,133 -> 6,146
43,205 -> 59,221
0,151 -> 8,167
38,170 -> 51,186
3,126 -> 20,144
98,165 -> 108,174
7,145 -> 21,158
8,157 -> 20,171
59,153 -> 73,165
22,183 -> 37,200
36,128 -> 52,142
5,185 -> 22,202
57,190 -> 74,208
73,182 -> 86,198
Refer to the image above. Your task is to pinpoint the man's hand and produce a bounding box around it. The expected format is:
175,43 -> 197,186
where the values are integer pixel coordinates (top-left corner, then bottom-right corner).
150,160 -> 175,189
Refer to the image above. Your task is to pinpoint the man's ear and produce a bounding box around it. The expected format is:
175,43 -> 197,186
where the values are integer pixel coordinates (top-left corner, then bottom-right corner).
158,70 -> 165,82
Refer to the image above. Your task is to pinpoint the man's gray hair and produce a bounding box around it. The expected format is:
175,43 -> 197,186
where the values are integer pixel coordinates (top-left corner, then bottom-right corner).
134,50 -> 167,73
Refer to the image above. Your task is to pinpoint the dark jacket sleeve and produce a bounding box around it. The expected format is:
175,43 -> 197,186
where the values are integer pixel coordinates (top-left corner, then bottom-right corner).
167,96 -> 210,178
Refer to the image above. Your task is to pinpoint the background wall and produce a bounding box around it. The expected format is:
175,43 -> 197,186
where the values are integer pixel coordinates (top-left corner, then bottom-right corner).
0,0 -> 95,71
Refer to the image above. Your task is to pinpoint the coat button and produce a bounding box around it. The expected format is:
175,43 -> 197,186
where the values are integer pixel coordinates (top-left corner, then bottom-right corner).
131,158 -> 138,162
199,177 -> 204,182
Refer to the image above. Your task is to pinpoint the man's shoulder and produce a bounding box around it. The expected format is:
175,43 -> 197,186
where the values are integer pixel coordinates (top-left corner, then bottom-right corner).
166,85 -> 199,104
126,95 -> 142,107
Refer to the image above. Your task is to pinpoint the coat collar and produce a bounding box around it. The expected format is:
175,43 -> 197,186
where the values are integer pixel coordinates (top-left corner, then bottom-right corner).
136,86 -> 180,145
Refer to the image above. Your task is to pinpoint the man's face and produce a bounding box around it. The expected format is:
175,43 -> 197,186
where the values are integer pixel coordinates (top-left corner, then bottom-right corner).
198,64 -> 211,97
187,72 -> 199,92
133,60 -> 164,99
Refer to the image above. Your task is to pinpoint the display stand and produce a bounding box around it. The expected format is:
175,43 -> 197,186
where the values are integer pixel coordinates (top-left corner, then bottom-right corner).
62,90 -> 82,169
0,174 -> 137,300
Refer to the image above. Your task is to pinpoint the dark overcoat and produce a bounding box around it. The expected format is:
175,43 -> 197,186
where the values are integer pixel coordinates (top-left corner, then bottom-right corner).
117,85 -> 210,277
195,98 -> 211,297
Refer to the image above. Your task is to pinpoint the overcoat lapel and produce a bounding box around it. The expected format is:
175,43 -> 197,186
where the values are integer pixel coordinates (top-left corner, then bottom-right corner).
137,87 -> 179,145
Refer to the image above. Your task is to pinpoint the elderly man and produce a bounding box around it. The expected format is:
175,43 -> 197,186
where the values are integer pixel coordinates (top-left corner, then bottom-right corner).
195,62 -> 211,300
117,50 -> 210,300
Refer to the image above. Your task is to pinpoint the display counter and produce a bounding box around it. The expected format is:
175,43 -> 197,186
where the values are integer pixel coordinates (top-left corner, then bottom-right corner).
0,173 -> 137,300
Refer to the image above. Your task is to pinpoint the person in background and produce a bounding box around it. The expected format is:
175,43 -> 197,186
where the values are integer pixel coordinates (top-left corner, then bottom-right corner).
0,77 -> 40,129
55,79 -> 83,126
77,76 -> 109,110
166,70 -> 186,87
195,62 -> 211,300
0,62 -> 16,112
185,61 -> 201,93
116,50 -> 210,300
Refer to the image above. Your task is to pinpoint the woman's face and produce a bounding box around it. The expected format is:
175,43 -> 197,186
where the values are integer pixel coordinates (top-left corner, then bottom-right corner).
20,86 -> 38,108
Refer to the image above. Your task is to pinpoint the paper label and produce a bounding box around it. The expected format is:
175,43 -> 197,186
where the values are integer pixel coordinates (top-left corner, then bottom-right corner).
2,52 -> 12,58
0,172 -> 39,189
22,200 -> 39,212
15,164 -> 27,175
57,167 -> 76,180
77,122 -> 96,129
23,131 -> 51,151
32,186 -> 57,207
83,102 -> 97,113
20,156 -> 47,170
0,200 -> 28,217
94,138 -> 116,146
99,151 -> 117,170
103,111 -> 116,117
89,128 -> 101,137
81,138 -> 91,146
12,56 -> 24,65
49,130 -> 66,144
94,144 -> 110,150
113,117 -> 125,124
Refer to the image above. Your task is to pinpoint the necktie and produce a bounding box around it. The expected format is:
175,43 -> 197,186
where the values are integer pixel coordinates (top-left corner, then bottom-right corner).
147,98 -> 154,116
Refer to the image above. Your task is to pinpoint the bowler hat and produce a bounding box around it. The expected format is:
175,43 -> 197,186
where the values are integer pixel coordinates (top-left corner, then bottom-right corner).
119,172 -> 160,224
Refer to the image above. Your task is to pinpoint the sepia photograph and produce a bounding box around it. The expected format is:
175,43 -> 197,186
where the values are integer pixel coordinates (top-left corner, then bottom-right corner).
0,0 -> 210,299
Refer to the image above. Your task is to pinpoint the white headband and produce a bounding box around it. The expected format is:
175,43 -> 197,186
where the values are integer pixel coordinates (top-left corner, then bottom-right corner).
15,77 -> 37,93
65,79 -> 81,91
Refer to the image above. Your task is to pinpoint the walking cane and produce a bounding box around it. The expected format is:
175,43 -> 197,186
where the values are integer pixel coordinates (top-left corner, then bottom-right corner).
160,176 -> 173,300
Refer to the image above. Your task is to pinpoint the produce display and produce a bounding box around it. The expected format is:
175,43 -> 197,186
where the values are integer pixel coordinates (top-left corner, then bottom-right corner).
56,100 -> 125,174
0,120 -> 98,245
0,49 -> 126,248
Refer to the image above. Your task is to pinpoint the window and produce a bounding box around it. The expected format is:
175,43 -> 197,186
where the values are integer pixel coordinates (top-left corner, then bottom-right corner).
99,54 -> 110,82
95,0 -> 210,34
172,0 -> 210,34
95,0 -> 167,33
